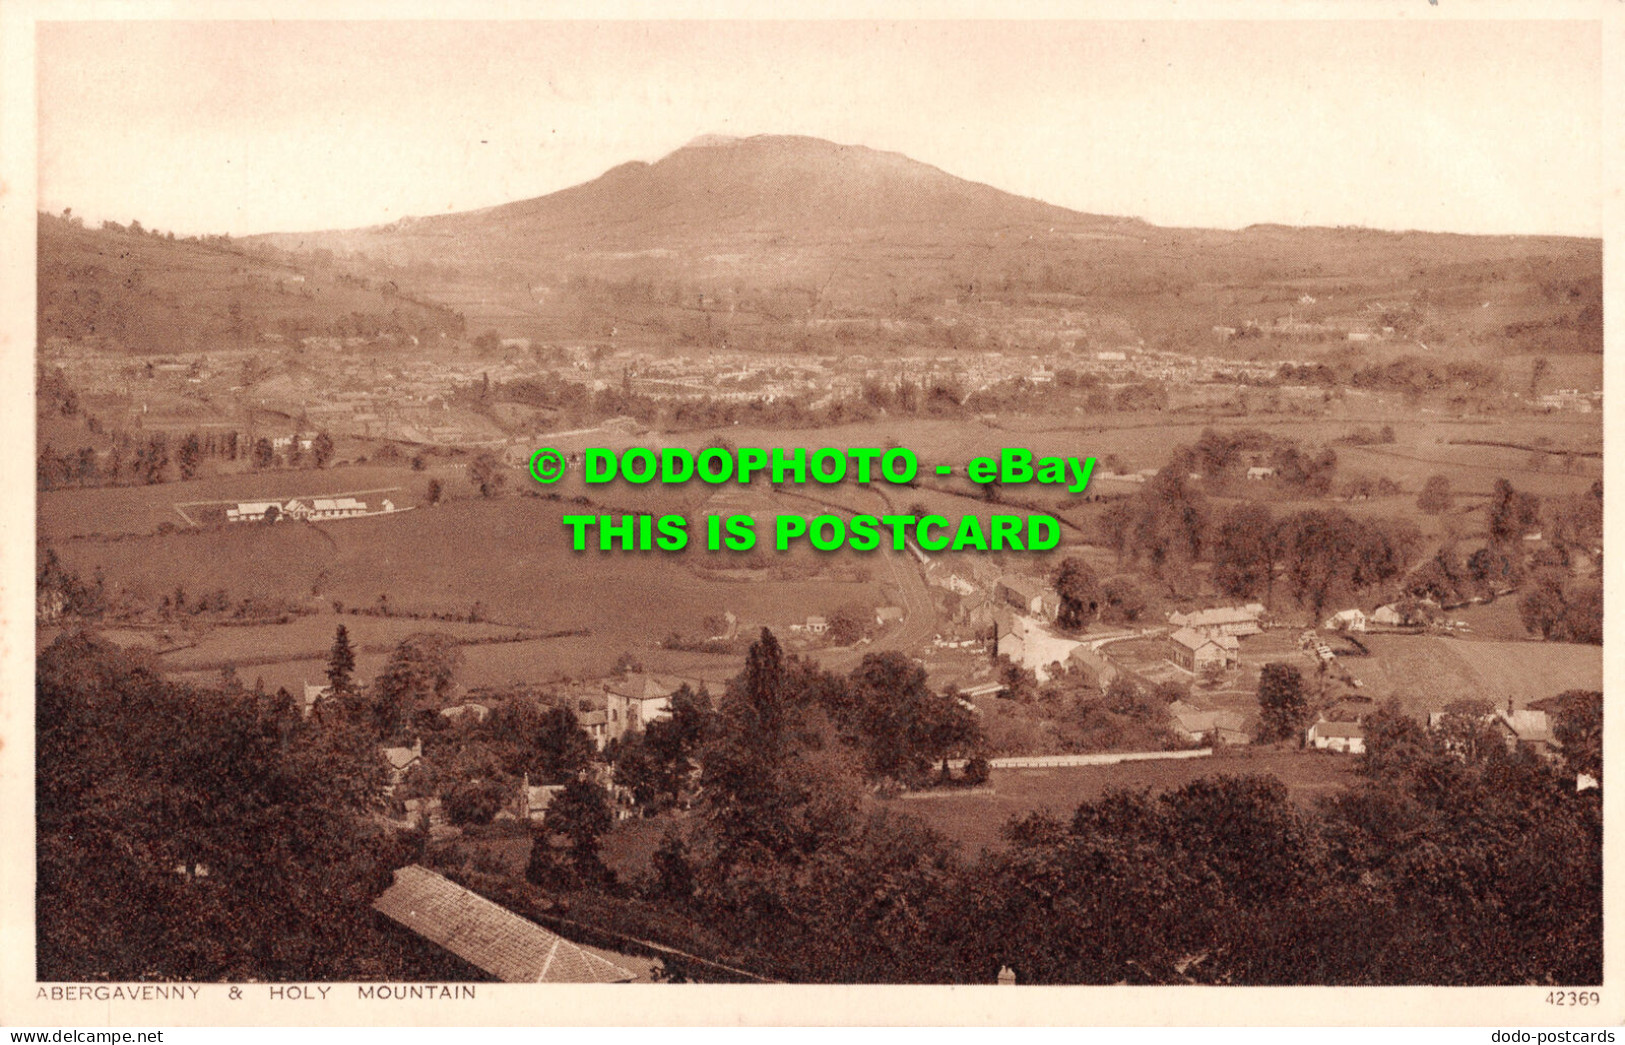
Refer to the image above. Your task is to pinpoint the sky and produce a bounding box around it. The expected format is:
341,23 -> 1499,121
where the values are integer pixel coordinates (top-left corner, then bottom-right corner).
36,18 -> 1604,238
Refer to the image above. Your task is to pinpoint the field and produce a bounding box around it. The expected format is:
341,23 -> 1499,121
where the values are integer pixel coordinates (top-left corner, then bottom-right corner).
39,463 -> 440,539
51,494 -> 892,685
1353,634 -> 1602,716
885,751 -> 1362,854
40,397 -> 1601,701
592,751 -> 1364,875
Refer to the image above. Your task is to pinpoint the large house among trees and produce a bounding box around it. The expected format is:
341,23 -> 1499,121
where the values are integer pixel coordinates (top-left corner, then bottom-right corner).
602,672 -> 703,744
995,574 -> 1059,619
1168,627 -> 1240,672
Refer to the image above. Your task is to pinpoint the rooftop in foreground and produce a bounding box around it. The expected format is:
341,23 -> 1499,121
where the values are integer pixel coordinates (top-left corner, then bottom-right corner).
373,864 -> 640,983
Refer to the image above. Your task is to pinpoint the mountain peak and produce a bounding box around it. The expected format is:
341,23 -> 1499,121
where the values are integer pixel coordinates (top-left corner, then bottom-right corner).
682,133 -> 741,149
358,133 -> 1119,243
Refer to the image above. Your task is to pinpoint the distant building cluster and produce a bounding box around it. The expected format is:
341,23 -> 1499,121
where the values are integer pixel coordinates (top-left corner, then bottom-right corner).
225,495 -> 395,523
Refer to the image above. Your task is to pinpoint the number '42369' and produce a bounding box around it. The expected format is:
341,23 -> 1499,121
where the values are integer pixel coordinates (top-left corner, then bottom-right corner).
1546,990 -> 1600,1006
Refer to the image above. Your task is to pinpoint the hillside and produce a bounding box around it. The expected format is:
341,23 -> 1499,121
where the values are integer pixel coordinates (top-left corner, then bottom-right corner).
38,213 -> 466,353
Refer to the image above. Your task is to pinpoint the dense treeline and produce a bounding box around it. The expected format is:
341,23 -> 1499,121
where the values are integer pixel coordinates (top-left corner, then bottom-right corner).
36,632 -> 468,981
549,631 -> 1602,985
1094,433 -> 1601,642
1097,457 -> 1419,610
36,416 -> 336,491
37,629 -> 1601,984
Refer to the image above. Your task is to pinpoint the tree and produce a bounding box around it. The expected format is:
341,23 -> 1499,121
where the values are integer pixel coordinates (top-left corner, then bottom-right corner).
311,431 -> 336,469
141,434 -> 170,484
1274,510 -> 1408,621
646,828 -> 696,905
326,624 -> 356,697
1053,557 -> 1100,630
1256,662 -> 1308,742
36,633 -> 403,981
699,629 -> 859,869
1416,475 -> 1453,514
1099,575 -> 1147,624
1518,573 -> 1569,640
1488,479 -> 1541,548
529,778 -> 614,886
825,604 -> 868,646
1467,546 -> 1520,592
1097,502 -> 1136,564
612,730 -> 667,810
482,700 -> 594,785
176,433 -> 203,481
847,651 -> 981,781
1549,690 -> 1601,783
443,778 -> 508,826
1103,677 -> 1147,717
36,445 -> 70,491
1212,502 -> 1277,599
1530,356 -> 1549,397
426,478 -> 444,506
368,632 -> 463,739
1129,465 -> 1209,581
469,453 -> 505,497
252,437 -> 275,469
1559,583 -> 1603,645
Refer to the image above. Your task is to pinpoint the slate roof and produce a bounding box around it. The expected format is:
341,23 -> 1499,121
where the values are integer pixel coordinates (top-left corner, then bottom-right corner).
1169,627 -> 1239,652
373,865 -> 637,983
1497,709 -> 1555,744
604,673 -> 690,702
1169,606 -> 1262,629
1310,720 -> 1366,739
1168,702 -> 1250,738
997,574 -> 1049,603
381,746 -> 421,772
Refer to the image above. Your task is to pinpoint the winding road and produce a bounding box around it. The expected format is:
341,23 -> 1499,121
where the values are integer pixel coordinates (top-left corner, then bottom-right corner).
771,484 -> 941,673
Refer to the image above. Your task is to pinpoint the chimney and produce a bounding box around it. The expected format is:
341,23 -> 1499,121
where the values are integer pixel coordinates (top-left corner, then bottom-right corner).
997,965 -> 1017,986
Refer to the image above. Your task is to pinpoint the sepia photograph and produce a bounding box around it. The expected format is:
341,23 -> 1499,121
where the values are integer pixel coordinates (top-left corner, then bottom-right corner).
6,5 -> 1616,1027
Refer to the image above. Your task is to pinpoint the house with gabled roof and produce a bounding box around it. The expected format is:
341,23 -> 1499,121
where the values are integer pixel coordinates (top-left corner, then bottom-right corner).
1323,608 -> 1368,633
302,681 -> 332,719
1066,645 -> 1120,691
1167,701 -> 1251,746
1307,718 -> 1367,754
373,865 -> 641,982
1168,627 -> 1239,672
577,708 -> 609,751
1490,707 -> 1558,759
380,739 -> 423,792
602,673 -> 702,743
996,574 -> 1055,619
